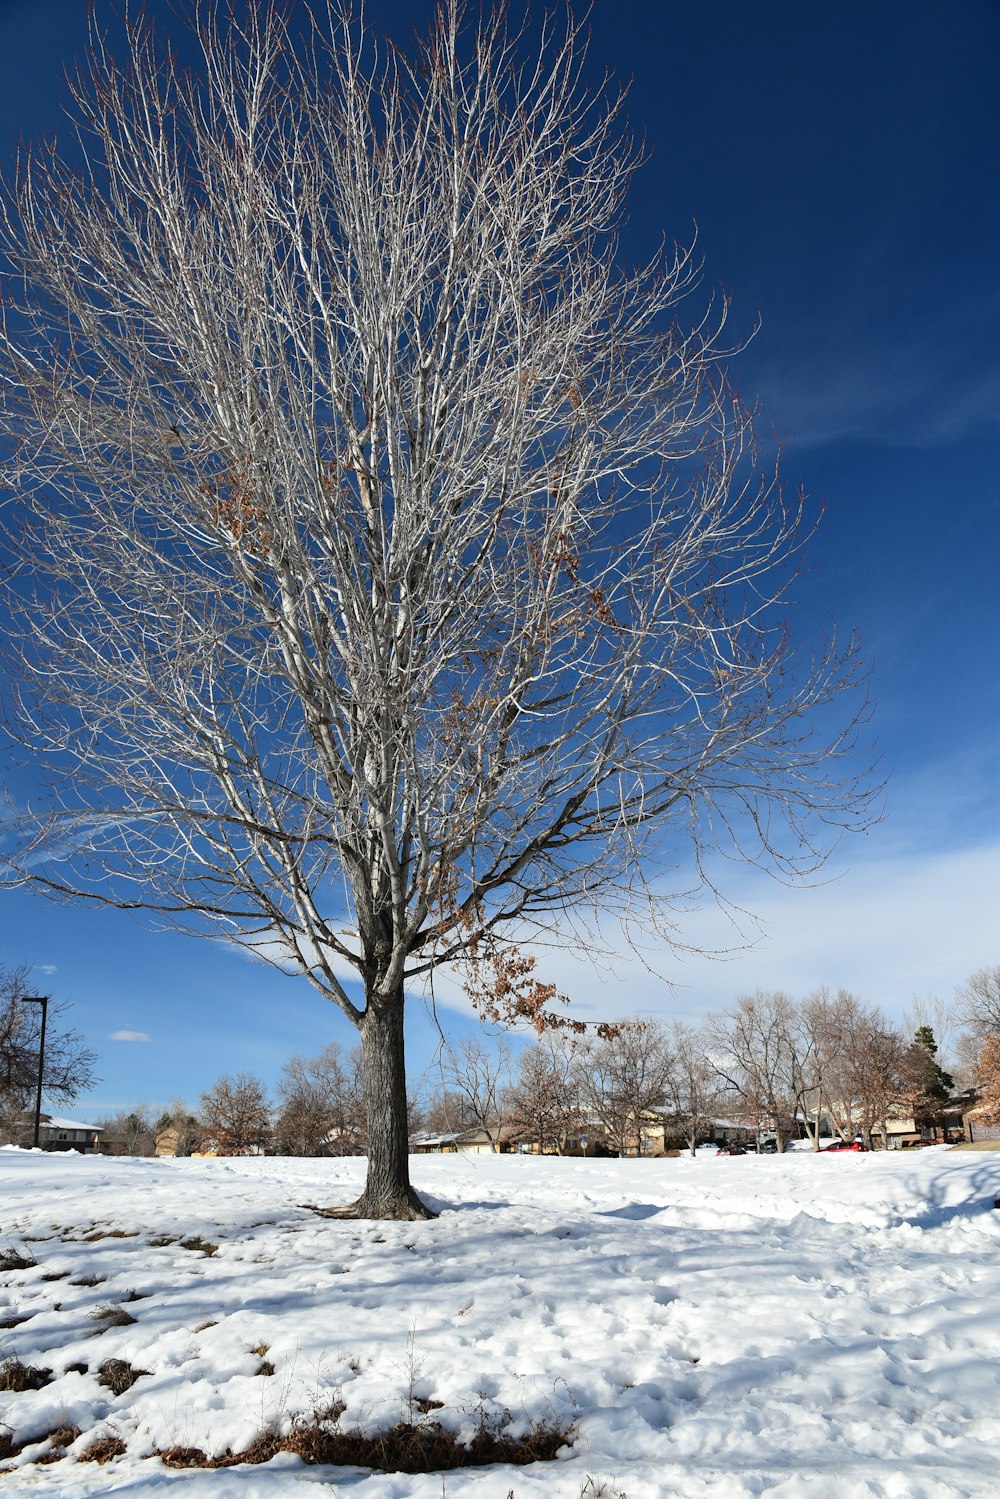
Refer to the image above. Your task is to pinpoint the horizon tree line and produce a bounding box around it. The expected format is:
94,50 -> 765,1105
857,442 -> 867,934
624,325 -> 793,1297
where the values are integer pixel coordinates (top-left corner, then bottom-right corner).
76,964 -> 1000,1158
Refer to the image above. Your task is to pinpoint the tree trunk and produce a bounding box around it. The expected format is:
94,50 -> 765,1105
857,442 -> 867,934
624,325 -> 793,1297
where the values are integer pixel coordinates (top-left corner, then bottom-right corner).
305,989 -> 435,1220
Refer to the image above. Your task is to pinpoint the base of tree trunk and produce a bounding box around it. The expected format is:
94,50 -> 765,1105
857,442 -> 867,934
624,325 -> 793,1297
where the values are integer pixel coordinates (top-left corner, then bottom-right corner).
301,1187 -> 437,1222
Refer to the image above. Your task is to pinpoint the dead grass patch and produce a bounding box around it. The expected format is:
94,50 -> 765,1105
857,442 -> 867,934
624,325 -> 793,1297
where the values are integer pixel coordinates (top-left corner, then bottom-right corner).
83,1229 -> 140,1242
154,1408 -> 573,1473
147,1235 -> 177,1248
0,1356 -> 53,1392
79,1434 -> 127,1464
70,1273 -> 105,1287
35,1425 -> 82,1464
180,1236 -> 218,1256
91,1302 -> 137,1329
97,1358 -> 149,1395
0,1247 -> 36,1273
0,1424 -> 107,1471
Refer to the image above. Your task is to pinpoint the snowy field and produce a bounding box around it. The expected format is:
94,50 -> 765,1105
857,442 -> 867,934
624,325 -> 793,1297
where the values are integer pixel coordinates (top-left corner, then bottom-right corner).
2,1146 -> 1000,1498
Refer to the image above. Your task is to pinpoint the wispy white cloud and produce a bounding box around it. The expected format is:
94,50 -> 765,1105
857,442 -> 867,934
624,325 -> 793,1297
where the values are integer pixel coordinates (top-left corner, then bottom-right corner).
496,839 -> 1000,1033
753,331 -> 1000,452
110,1029 -> 152,1043
35,964 -> 58,976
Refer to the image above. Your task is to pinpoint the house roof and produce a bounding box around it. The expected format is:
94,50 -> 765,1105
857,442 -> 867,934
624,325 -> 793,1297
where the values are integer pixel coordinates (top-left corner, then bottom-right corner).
40,1115 -> 102,1133
412,1126 -> 518,1146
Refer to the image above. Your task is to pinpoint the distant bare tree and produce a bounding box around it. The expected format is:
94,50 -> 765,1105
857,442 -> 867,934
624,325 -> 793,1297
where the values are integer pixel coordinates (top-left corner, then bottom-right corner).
421,1088 -> 479,1137
663,1021 -> 719,1157
956,967 -> 1000,1044
578,1020 -> 673,1157
274,1043 -> 366,1157
0,2 -> 874,1217
822,994 -> 904,1146
509,1037 -> 587,1151
790,989 -> 862,1149
198,1072 -> 271,1156
95,1103 -> 156,1156
0,964 -> 98,1141
506,1034 -> 586,1154
441,1036 -> 516,1153
707,992 -> 798,1150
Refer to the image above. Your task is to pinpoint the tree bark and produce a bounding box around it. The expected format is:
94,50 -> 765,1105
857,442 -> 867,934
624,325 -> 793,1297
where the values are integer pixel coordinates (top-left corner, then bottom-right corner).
306,990 -> 436,1220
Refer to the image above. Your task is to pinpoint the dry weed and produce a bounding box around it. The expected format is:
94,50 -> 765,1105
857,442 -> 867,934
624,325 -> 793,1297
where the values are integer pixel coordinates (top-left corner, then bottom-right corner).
78,1434 -> 128,1464
0,1356 -> 53,1392
90,1303 -> 137,1329
97,1359 -> 148,1395
0,1247 -> 36,1272
180,1237 -> 218,1256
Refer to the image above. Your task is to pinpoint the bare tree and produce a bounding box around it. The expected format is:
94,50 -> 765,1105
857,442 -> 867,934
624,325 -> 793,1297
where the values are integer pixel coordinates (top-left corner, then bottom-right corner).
0,964 -> 99,1141
822,994 -> 904,1147
578,1019 -> 673,1157
790,989 -> 858,1149
274,1042 -> 366,1156
956,966 -> 1000,1043
421,1087 -> 479,1137
506,1033 -> 585,1154
95,1103 -> 157,1156
0,4 -> 874,1217
441,1036 -> 516,1153
198,1072 -> 271,1156
707,992 -> 799,1151
663,1021 -> 719,1157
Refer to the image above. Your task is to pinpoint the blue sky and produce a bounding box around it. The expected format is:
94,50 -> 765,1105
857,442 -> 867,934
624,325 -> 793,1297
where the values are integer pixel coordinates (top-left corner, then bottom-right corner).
0,0 -> 996,1119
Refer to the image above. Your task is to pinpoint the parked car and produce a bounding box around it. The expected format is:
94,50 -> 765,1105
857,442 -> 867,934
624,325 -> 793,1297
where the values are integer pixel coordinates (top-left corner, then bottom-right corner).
759,1139 -> 779,1154
824,1139 -> 869,1152
715,1142 -> 748,1156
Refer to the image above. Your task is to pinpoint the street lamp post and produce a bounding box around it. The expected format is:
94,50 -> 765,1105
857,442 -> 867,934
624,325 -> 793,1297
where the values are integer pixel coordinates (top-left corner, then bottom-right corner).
20,996 -> 48,1149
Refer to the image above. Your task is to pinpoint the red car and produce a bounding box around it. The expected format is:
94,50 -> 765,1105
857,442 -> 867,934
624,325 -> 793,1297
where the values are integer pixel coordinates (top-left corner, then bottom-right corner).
715,1142 -> 748,1156
824,1139 -> 869,1152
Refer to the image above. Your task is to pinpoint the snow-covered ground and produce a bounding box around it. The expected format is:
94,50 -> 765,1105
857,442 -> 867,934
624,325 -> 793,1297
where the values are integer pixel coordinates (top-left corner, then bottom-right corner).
2,1145 -> 999,1497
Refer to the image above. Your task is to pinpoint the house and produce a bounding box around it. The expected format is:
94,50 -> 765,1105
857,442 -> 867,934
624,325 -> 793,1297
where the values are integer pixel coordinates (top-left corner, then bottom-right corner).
411,1127 -> 519,1155
879,1089 -> 978,1149
36,1114 -> 103,1154
961,1100 -> 1000,1144
713,1120 -> 762,1145
520,1133 -> 617,1157
155,1125 -> 181,1157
